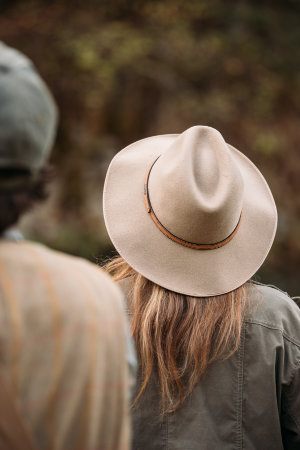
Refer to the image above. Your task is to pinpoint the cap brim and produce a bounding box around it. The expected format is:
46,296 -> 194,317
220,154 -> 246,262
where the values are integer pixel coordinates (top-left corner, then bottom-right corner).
103,134 -> 277,297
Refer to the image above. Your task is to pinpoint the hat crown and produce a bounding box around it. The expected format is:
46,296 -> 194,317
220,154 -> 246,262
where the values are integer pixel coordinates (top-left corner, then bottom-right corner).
148,126 -> 244,244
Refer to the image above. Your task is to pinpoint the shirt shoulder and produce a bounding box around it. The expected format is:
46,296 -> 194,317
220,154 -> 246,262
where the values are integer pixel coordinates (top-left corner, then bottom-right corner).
246,283 -> 300,348
0,239 -> 123,313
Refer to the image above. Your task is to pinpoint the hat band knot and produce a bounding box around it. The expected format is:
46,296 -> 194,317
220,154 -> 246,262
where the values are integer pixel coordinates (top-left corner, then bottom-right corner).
144,157 -> 242,251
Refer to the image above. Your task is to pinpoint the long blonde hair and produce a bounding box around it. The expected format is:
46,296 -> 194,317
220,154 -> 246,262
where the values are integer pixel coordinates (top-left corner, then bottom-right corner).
105,256 -> 249,414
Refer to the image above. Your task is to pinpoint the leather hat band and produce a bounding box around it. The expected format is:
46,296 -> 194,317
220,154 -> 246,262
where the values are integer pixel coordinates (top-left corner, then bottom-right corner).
144,157 -> 241,251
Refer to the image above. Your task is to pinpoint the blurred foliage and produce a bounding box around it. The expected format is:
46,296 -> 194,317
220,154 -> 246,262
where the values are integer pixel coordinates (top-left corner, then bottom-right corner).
0,0 -> 299,294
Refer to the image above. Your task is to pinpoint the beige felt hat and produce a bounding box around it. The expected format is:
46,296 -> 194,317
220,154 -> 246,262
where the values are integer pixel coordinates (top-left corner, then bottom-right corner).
103,126 -> 277,297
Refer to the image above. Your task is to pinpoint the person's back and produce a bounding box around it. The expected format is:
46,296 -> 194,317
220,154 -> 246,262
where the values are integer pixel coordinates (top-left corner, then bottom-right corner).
126,282 -> 300,450
103,125 -> 300,449
0,239 -> 130,450
0,42 -> 133,450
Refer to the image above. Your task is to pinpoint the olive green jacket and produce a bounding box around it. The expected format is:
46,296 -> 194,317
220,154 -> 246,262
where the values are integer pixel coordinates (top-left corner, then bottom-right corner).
125,283 -> 300,450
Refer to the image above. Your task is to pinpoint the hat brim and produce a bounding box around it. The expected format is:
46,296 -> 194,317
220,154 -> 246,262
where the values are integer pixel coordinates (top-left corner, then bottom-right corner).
103,134 -> 277,297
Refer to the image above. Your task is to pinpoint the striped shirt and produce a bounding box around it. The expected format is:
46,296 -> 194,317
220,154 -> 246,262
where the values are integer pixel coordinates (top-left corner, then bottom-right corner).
0,239 -> 132,450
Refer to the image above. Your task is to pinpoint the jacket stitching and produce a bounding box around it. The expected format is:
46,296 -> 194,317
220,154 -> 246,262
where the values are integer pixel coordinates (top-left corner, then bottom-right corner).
236,323 -> 246,449
251,281 -> 289,297
245,319 -> 300,348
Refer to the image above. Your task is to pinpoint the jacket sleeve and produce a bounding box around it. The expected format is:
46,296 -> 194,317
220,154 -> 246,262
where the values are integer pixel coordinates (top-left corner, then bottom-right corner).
282,359 -> 300,450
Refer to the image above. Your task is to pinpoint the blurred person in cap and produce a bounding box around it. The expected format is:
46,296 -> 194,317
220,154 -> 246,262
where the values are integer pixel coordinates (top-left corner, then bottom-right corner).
0,42 -> 135,450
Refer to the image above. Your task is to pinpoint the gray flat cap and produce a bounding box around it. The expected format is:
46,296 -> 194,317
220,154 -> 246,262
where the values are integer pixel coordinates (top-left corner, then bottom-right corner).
0,42 -> 58,173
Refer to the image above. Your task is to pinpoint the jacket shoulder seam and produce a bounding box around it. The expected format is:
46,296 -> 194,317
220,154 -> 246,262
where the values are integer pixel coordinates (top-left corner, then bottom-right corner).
245,319 -> 300,348
251,281 -> 289,297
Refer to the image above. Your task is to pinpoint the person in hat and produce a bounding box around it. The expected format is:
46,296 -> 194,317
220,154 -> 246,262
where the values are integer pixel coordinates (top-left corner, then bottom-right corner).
103,125 -> 300,450
0,42 -> 135,450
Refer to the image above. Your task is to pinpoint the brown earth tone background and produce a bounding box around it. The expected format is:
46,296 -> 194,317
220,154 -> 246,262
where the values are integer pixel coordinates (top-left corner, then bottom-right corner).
0,0 -> 299,295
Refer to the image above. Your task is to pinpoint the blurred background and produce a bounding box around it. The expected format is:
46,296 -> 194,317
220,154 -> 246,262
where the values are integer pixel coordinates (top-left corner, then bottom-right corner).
0,0 -> 299,295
